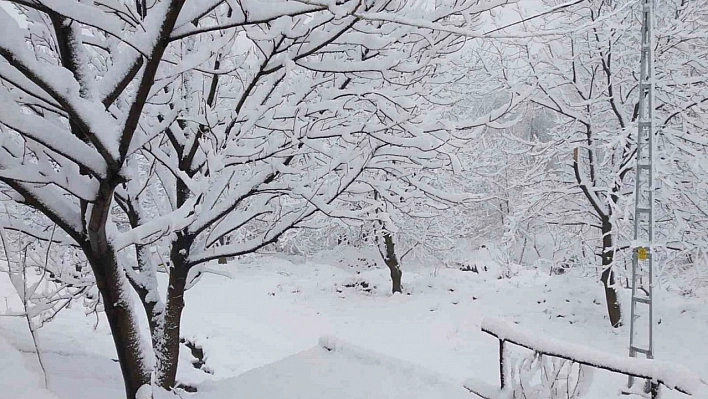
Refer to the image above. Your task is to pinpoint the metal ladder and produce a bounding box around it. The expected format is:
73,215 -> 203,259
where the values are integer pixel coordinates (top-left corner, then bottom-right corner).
628,0 -> 655,393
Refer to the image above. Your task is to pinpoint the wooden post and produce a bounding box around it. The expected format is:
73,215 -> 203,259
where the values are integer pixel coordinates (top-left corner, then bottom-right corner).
499,339 -> 506,390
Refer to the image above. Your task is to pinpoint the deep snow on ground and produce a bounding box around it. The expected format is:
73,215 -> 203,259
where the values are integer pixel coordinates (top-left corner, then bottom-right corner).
1,247 -> 707,399
195,336 -> 473,399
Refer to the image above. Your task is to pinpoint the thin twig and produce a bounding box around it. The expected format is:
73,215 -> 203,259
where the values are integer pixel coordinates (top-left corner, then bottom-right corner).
1,228 -> 50,388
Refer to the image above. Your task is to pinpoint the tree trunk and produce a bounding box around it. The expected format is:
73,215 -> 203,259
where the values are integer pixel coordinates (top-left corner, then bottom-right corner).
86,186 -> 152,399
88,251 -> 152,399
134,245 -> 166,339
218,236 -> 228,264
154,236 -> 192,389
382,231 -> 402,293
389,262 -> 402,294
151,162 -> 195,389
600,220 -> 622,328
154,267 -> 187,388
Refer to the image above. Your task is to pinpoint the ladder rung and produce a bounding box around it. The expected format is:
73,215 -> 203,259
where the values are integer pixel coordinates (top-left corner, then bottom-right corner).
637,164 -> 651,170
636,207 -> 651,213
633,296 -> 651,304
630,346 -> 652,356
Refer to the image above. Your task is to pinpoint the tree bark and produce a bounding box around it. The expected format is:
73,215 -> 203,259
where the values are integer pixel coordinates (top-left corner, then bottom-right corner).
154,266 -> 187,389
382,231 -> 402,293
85,182 -> 152,399
217,236 -> 228,264
600,219 -> 622,328
88,251 -> 152,399
154,235 -> 192,389
133,245 -> 166,338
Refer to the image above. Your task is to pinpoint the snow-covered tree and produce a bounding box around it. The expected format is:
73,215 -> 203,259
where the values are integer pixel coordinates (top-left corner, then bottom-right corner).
488,0 -> 708,326
0,1 -> 526,397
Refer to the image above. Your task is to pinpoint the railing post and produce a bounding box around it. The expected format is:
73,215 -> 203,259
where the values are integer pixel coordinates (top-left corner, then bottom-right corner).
650,380 -> 659,399
499,339 -> 506,390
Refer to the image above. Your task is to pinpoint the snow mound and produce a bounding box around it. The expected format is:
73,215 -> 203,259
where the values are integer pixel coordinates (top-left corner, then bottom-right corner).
195,336 -> 471,399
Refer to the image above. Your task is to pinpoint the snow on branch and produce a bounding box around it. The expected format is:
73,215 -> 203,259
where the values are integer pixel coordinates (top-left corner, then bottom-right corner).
0,218 -> 78,247
293,0 -> 624,39
171,1 -> 326,41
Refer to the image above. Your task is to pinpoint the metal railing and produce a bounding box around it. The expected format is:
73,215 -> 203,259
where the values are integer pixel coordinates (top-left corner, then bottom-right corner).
464,318 -> 703,399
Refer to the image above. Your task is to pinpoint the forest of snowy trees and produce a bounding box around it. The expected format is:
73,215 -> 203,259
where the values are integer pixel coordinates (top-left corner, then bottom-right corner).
0,1 -> 706,399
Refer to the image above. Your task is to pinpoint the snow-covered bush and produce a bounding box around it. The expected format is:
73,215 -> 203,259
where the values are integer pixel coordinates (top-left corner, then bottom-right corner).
511,352 -> 592,399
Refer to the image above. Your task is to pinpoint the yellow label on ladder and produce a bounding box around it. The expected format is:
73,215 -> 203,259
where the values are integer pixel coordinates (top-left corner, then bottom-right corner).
637,247 -> 649,261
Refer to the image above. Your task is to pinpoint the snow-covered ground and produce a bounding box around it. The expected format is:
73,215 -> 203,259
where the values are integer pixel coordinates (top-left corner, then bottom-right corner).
1,248 -> 707,399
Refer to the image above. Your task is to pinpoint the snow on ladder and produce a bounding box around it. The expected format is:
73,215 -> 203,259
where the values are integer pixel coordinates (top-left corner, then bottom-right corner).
628,0 -> 656,394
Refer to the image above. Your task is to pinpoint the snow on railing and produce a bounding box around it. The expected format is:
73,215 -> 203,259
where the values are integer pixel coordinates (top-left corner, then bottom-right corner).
464,317 -> 705,399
